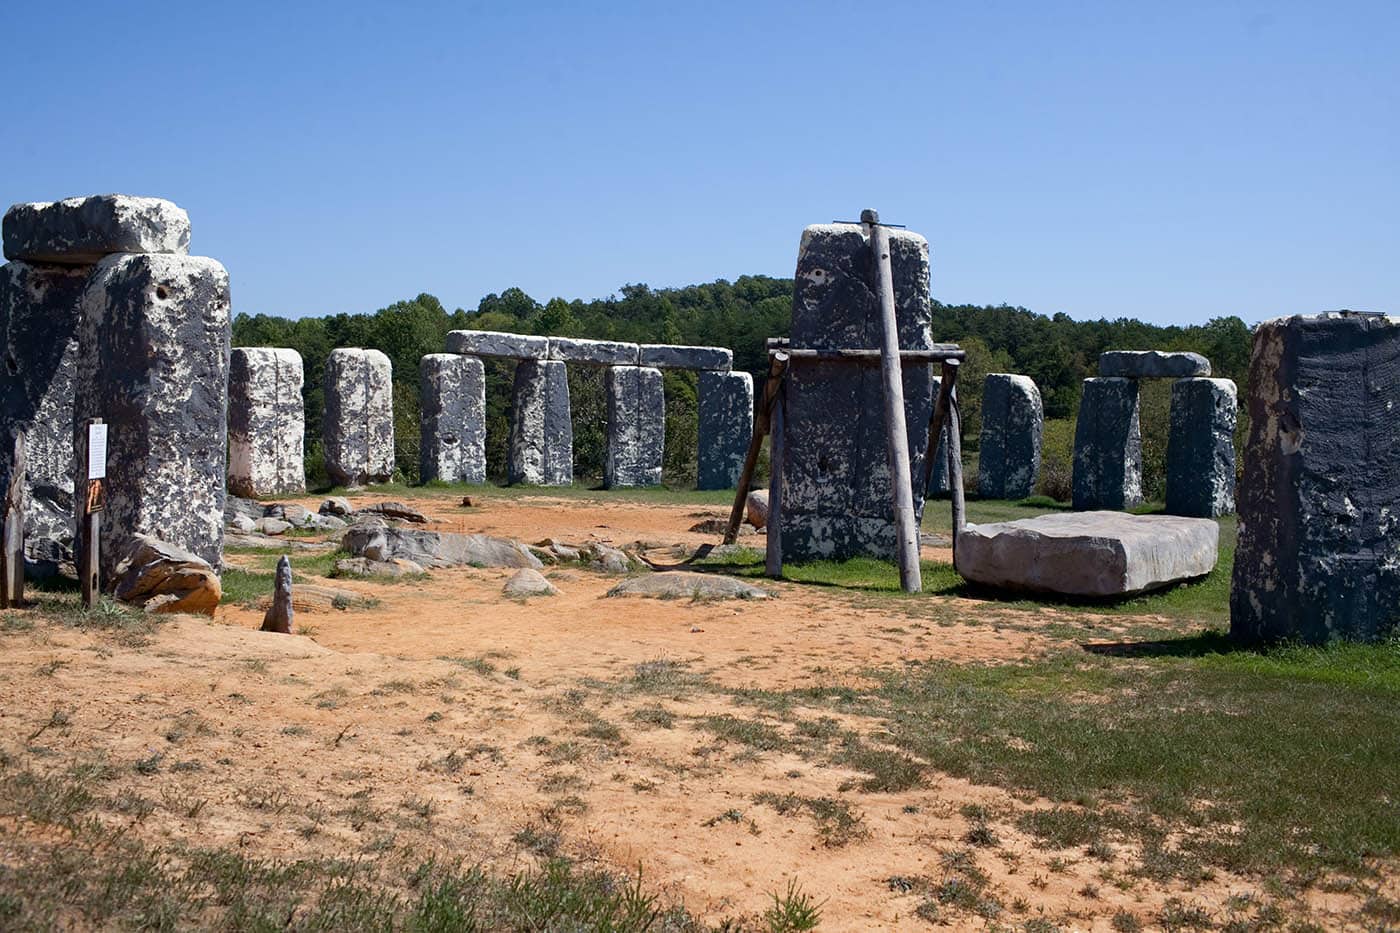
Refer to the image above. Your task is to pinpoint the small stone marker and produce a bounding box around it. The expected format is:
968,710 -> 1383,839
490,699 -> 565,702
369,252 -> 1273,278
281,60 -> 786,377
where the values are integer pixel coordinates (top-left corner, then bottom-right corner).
323,348 -> 394,487
446,329 -> 548,360
1072,377 -> 1143,511
260,555 -> 294,634
508,359 -> 573,485
1165,377 -> 1237,518
697,371 -> 753,490
978,374 -> 1043,500
228,348 -> 305,497
605,366 -> 664,488
1099,350 -> 1211,379
419,353 -> 486,484
3,195 -> 191,264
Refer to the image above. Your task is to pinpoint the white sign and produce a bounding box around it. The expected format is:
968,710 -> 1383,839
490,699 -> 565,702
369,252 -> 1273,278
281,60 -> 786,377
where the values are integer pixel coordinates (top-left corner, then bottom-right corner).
87,424 -> 107,480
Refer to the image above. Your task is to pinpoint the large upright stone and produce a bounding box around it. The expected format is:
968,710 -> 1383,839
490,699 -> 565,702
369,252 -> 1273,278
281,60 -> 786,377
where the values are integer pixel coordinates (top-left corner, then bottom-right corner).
780,223 -> 934,560
419,353 -> 486,484
73,254 -> 230,576
926,374 -> 950,496
4,195 -> 190,264
697,370 -> 753,490
509,359 -> 572,485
978,374 -> 1043,500
228,348 -> 305,498
323,349 -> 394,488
1165,377 -> 1236,518
1072,378 -> 1142,511
1231,312 -> 1400,645
0,261 -> 87,574
605,366 -> 664,488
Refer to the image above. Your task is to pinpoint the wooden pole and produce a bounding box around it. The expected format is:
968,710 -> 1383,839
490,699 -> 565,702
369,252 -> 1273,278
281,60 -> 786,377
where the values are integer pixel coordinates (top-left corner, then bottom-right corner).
1,430 -> 26,609
764,379 -> 786,579
79,419 -> 104,611
864,209 -> 921,594
923,365 -> 956,496
942,362 -> 967,564
723,353 -> 787,546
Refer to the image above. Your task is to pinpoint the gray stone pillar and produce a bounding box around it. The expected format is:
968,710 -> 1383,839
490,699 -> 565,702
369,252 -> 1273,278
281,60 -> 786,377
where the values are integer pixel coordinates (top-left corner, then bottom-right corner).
926,374 -> 950,497
697,370 -> 752,489
605,366 -> 664,488
419,353 -> 486,484
1231,312 -> 1400,645
509,359 -> 572,486
73,254 -> 231,576
228,348 -> 304,497
1072,377 -> 1142,510
323,348 -> 394,487
978,374 -> 1043,500
1165,377 -> 1236,518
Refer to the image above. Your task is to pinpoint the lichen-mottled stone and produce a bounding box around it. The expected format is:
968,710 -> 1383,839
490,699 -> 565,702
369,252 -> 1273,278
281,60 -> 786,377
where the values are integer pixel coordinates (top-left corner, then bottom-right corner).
228,348 -> 304,497
4,195 -> 190,264
547,337 -> 639,366
697,370 -> 752,489
1072,378 -> 1142,511
446,329 -> 548,360
978,374 -> 1043,500
637,344 -> 732,371
605,366 -> 664,488
1099,350 -> 1211,378
73,253 -> 230,577
419,354 -> 486,484
1230,312 -> 1400,645
509,359 -> 572,486
1165,378 -> 1236,518
323,349 -> 394,487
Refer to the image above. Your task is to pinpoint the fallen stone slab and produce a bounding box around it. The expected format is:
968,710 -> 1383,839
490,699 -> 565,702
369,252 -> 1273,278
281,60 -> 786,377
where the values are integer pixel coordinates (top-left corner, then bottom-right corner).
319,496 -> 353,517
358,501 -> 429,524
1099,350 -> 1211,379
607,571 -> 772,600
224,533 -> 333,552
582,541 -> 633,574
341,522 -> 541,570
638,344 -> 732,371
955,511 -> 1218,597
333,556 -> 426,578
547,337 -> 639,366
503,568 -> 558,598
254,517 -> 291,536
3,195 -> 191,264
112,534 -> 222,615
446,329 -> 548,360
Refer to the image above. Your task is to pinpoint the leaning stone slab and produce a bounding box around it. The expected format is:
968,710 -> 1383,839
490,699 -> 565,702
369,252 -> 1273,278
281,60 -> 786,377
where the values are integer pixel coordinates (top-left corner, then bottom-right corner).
446,329 -> 548,360
1072,378 -> 1143,511
112,533 -> 222,615
74,253 -> 230,577
607,571 -> 772,600
956,511 -> 1218,597
605,366 -> 664,488
419,353 -> 486,484
1099,350 -> 1211,379
1231,312 -> 1400,645
509,359 -> 573,485
228,348 -> 305,497
1165,378 -> 1236,518
547,337 -> 639,366
638,344 -> 732,371
978,374 -> 1043,500
323,348 -> 394,487
697,370 -> 752,489
341,520 -> 542,570
4,195 -> 190,264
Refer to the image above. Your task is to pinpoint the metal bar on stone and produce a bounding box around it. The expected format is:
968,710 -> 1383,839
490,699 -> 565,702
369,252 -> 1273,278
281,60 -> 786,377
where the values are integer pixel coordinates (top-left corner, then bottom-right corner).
1,431 -> 26,609
723,353 -> 787,545
764,378 -> 788,579
864,209 -> 922,594
943,363 -> 968,560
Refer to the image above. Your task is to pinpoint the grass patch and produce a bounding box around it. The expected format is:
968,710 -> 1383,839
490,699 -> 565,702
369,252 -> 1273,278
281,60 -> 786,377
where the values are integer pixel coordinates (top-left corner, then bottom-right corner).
753,791 -> 868,848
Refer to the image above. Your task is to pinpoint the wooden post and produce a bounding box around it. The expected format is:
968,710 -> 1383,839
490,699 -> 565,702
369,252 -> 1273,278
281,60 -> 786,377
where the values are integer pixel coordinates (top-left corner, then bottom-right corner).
764,379 -> 786,579
723,353 -> 787,546
942,363 -> 967,564
79,419 -> 105,611
923,365 -> 956,496
864,209 -> 921,594
1,430 -> 26,609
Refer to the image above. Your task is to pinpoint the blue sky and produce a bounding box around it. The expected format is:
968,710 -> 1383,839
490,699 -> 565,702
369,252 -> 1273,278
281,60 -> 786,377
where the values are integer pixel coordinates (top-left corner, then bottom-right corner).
2,1 -> 1395,326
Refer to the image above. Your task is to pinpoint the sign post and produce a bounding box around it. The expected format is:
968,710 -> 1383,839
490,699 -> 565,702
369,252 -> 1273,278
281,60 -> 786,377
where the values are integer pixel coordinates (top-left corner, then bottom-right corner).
80,419 -> 106,610
1,430 -> 26,609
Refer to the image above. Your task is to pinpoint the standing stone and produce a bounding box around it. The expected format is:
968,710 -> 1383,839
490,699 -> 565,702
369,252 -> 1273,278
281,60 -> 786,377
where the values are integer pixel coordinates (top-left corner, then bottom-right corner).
978,374 -> 1043,500
1231,312 -> 1400,645
1165,378 -> 1236,518
419,353 -> 486,484
605,366 -> 664,488
73,254 -> 231,577
926,374 -> 950,496
0,261 -> 87,574
228,348 -> 304,498
1072,378 -> 1142,511
3,195 -> 190,265
509,359 -> 572,486
697,370 -> 753,490
780,223 -> 935,560
260,554 -> 294,634
322,348 -> 394,487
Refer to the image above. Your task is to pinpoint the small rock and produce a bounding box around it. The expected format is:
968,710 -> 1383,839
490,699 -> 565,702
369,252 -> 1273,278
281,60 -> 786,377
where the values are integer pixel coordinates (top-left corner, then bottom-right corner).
745,490 -> 769,530
312,513 -> 348,531
607,572 -> 772,601
333,557 -> 426,578
254,517 -> 292,536
549,543 -> 582,562
461,496 -> 476,507
268,503 -> 313,526
112,534 -> 221,615
225,496 -> 264,524
583,542 -> 632,574
320,496 -> 354,517
527,546 -> 557,565
503,568 -> 558,598
360,501 -> 429,524
228,515 -> 256,534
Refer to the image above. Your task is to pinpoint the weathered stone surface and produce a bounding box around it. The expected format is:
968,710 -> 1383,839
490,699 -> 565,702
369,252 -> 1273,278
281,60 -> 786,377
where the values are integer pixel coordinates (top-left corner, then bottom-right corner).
746,489 -> 769,529
978,374 -> 1043,500
419,353 -> 486,484
3,195 -> 190,265
341,520 -> 542,569
925,375 -> 950,496
1231,312 -> 1400,645
547,337 -> 639,366
956,511 -> 1218,597
503,567 -> 558,598
112,534 -> 222,615
319,496 -> 353,517
509,359 -> 572,486
0,260 -> 87,575
254,517 -> 291,536
607,571 -> 772,600
333,556 -> 426,578
582,541 -> 633,574
1099,350 -> 1211,379
605,366 -> 664,488
323,348 -> 394,487
1072,378 -> 1142,511
638,344 -> 733,371
359,501 -> 430,524
697,371 -> 752,490
260,555 -> 294,633
780,223 -> 935,560
228,348 -> 304,497
73,254 -> 230,577
1165,378 -> 1237,518
446,329 -> 548,360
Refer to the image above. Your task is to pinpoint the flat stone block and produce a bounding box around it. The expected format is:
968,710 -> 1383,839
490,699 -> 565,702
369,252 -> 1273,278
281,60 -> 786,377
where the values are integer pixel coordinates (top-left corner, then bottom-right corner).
419,353 -> 486,484
1072,377 -> 1143,510
956,511 -> 1219,597
446,329 -> 547,360
1165,377 -> 1236,518
1099,350 -> 1211,378
509,359 -> 572,485
1231,312 -> 1400,645
228,348 -> 305,497
605,366 -> 664,488
4,195 -> 191,264
323,348 -> 394,487
638,344 -> 732,371
978,373 -> 1043,500
547,336 -> 639,366
697,370 -> 753,489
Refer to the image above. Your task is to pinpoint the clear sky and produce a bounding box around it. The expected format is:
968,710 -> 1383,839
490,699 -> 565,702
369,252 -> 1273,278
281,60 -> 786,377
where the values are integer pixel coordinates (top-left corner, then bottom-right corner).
2,1 -> 1395,326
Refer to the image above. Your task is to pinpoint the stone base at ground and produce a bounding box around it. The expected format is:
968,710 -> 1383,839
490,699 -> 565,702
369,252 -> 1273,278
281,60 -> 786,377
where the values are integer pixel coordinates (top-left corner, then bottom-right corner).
1072,377 -> 1143,511
955,511 -> 1218,597
1166,377 -> 1236,518
607,571 -> 772,600
697,371 -> 752,489
978,374 -> 1043,499
228,348 -> 305,497
322,348 -> 394,487
605,366 -> 664,488
419,353 -> 486,484
509,359 -> 572,485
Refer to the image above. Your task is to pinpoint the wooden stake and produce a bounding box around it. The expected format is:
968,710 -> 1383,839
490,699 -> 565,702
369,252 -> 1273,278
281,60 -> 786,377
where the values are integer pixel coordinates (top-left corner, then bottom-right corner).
723,353 -> 787,546
924,363 -> 956,496
79,419 -> 104,611
1,430 -> 26,609
764,379 -> 786,579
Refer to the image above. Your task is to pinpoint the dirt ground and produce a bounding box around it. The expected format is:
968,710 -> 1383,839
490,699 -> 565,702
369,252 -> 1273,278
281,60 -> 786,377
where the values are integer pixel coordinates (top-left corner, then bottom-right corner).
0,492 -> 1385,930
